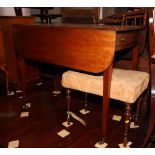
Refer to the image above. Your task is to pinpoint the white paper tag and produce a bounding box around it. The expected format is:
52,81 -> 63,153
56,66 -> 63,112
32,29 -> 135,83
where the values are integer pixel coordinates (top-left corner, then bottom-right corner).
26,103 -> 31,108
112,115 -> 122,121
8,140 -> 19,148
22,103 -> 31,109
57,129 -> 70,138
94,142 -> 108,148
52,90 -> 61,95
7,91 -> 14,96
36,82 -> 42,86
20,112 -> 29,117
130,122 -> 139,128
68,111 -> 86,126
16,90 -> 22,93
118,141 -> 132,148
62,121 -> 73,127
79,109 -> 90,115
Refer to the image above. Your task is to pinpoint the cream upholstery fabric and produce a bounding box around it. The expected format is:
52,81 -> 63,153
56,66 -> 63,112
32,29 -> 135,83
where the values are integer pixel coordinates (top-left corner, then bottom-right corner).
62,69 -> 149,103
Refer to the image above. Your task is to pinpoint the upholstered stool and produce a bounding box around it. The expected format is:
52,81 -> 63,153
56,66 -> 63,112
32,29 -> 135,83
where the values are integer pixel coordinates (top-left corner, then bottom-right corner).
62,68 -> 149,147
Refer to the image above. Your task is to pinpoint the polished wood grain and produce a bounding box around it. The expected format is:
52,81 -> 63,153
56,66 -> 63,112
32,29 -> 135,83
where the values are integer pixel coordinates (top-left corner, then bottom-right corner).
102,64 -> 113,140
13,24 -> 116,73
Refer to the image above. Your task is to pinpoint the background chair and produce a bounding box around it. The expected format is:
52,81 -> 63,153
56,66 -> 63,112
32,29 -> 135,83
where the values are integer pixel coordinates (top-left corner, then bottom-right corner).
123,9 -> 148,57
99,9 -> 148,63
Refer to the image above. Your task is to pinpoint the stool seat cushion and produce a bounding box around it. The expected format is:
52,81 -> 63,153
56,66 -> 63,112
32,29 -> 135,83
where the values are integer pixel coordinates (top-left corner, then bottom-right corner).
62,69 -> 149,103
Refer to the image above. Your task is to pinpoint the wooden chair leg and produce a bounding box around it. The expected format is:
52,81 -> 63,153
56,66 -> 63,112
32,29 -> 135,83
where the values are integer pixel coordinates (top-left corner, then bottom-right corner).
0,67 -> 9,95
17,56 -> 26,102
66,88 -> 71,125
84,93 -> 88,112
5,71 -> 9,94
123,104 -> 132,147
134,96 -> 143,126
46,16 -> 49,24
41,17 -> 44,23
141,95 -> 155,147
135,89 -> 149,127
142,88 -> 150,116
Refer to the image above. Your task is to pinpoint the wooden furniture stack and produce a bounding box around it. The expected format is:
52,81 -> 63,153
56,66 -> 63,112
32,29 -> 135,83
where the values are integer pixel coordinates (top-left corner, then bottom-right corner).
61,8 -> 99,24
29,7 -> 61,24
0,16 -> 40,90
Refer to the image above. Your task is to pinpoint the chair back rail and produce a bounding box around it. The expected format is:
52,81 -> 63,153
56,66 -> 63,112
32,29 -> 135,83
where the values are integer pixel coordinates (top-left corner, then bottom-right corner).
12,24 -> 116,73
122,10 -> 147,26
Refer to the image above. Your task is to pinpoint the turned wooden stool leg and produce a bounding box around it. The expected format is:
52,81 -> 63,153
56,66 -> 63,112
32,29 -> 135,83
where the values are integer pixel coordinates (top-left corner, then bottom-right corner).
123,104 -> 132,147
66,88 -> 71,125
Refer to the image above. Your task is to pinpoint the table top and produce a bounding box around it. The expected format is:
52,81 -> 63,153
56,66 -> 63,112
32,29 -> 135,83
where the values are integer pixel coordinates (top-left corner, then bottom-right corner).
14,23 -> 144,32
12,23 -> 142,73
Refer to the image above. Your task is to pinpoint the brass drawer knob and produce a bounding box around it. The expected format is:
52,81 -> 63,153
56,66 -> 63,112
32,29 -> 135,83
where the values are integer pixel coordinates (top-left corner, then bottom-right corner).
120,38 -> 126,42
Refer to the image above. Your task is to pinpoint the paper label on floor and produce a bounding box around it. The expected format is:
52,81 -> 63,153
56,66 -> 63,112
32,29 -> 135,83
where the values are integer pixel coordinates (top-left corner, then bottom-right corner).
68,111 -> 86,126
8,140 -> 19,148
79,109 -> 90,115
52,90 -> 61,95
26,103 -> 31,108
36,82 -> 42,86
20,112 -> 29,117
57,129 -> 70,138
23,103 -> 31,109
112,115 -> 122,121
118,141 -> 132,148
7,91 -> 14,96
62,121 -> 73,127
16,90 -> 22,93
130,122 -> 139,128
94,142 -> 108,148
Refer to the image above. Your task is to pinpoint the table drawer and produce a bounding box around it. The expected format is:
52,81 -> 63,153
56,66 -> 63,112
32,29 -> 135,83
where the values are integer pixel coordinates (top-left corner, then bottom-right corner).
115,31 -> 138,51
